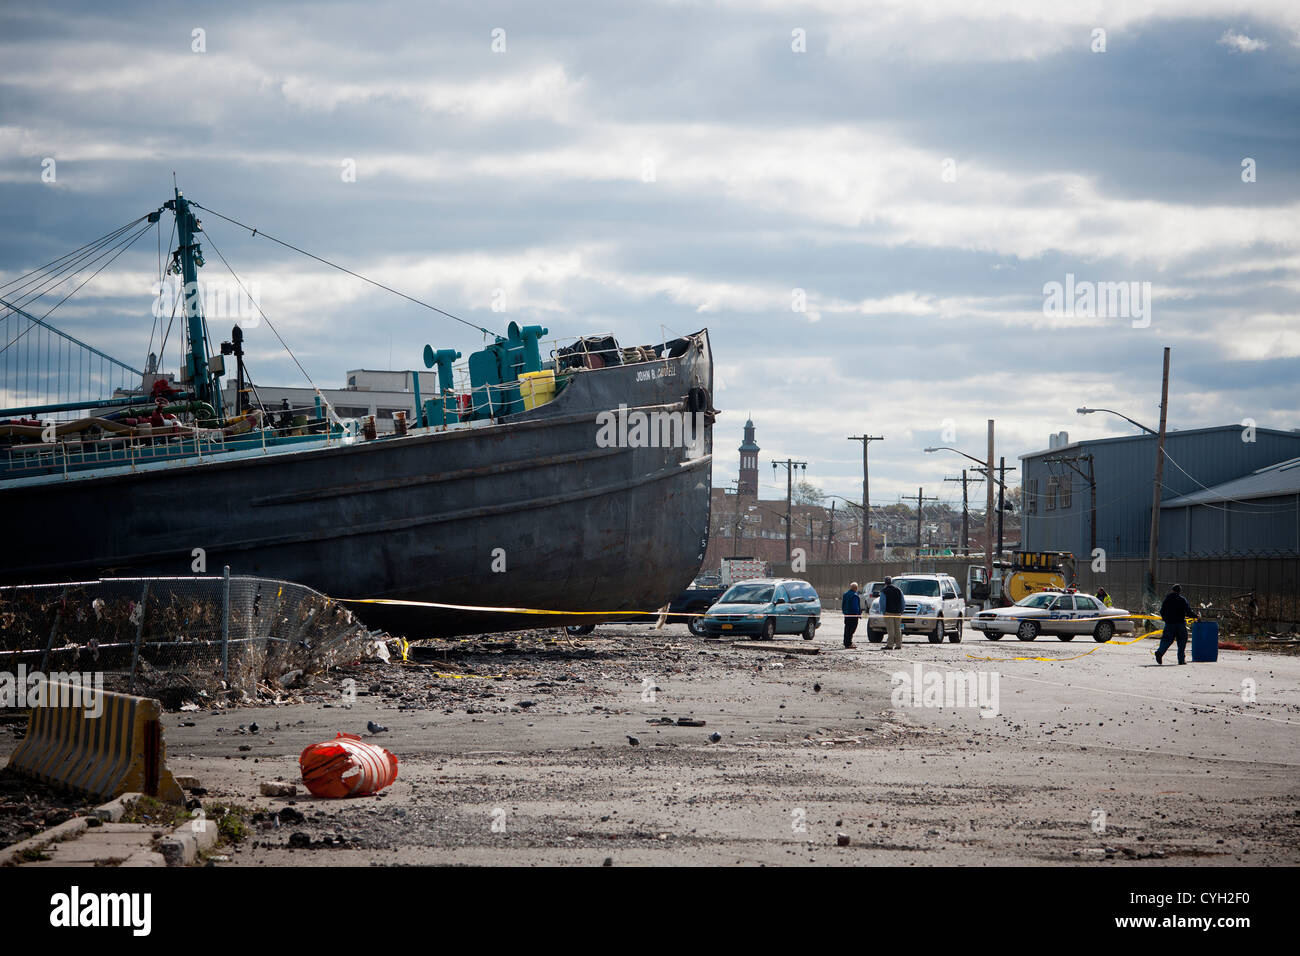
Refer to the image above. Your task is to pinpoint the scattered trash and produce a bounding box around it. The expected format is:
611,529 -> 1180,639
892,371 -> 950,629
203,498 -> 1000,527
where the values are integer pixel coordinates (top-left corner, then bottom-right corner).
299,733 -> 399,798
836,833 -> 850,846
175,775 -> 203,791
627,736 -> 640,746
708,732 -> 722,743
676,717 -> 706,727
260,781 -> 298,797
366,720 -> 388,735
813,683 -> 822,693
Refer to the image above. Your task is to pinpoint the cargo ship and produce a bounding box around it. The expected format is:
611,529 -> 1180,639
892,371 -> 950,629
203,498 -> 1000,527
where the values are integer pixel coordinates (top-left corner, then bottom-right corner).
0,189 -> 715,636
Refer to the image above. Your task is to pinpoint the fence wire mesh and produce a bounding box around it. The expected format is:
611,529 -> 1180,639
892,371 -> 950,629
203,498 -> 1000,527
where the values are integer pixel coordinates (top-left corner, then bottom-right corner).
0,575 -> 377,705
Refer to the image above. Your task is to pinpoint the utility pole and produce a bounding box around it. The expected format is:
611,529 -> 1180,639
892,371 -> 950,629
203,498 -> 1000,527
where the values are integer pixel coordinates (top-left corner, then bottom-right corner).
847,435 -> 884,561
909,487 -> 938,558
972,460 -> 1017,562
985,420 -> 995,584
1147,347 -> 1171,604
826,501 -> 835,561
944,471 -> 969,556
771,458 -> 807,563
1043,453 -> 1096,555
997,456 -> 1006,562
728,479 -> 742,558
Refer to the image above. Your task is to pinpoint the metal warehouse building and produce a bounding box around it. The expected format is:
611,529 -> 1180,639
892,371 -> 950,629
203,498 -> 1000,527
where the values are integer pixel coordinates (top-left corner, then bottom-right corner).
1020,425 -> 1300,561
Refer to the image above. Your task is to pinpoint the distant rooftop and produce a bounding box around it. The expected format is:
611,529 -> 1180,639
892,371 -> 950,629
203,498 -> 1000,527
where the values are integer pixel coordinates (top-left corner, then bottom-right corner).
1022,423 -> 1300,460
1162,456 -> 1300,508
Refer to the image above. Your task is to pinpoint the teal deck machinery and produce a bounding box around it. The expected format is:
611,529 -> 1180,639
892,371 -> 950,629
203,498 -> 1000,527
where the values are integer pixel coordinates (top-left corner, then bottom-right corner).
423,321 -> 548,424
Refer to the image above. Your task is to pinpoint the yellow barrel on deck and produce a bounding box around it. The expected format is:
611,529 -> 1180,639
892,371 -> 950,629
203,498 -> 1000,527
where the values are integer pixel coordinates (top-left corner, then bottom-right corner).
518,369 -> 557,410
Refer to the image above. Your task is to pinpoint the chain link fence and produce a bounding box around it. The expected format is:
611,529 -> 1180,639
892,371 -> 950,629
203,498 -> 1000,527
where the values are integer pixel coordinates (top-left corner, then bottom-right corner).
0,574 -> 378,705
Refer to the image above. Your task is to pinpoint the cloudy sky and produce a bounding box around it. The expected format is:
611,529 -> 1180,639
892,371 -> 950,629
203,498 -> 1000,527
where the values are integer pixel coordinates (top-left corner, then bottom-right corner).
2,0 -> 1298,510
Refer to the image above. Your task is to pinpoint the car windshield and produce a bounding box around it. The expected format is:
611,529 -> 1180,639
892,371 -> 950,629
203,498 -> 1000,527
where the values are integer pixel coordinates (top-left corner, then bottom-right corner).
1017,593 -> 1058,608
897,579 -> 940,597
720,583 -> 773,604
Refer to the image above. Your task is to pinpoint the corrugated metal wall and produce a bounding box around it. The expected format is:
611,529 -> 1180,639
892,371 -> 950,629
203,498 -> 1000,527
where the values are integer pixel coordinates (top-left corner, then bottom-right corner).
1022,427 -> 1300,560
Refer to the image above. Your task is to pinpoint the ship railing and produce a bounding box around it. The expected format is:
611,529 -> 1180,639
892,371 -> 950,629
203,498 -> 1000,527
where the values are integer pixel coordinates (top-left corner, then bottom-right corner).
2,428 -> 232,478
433,332 -> 680,422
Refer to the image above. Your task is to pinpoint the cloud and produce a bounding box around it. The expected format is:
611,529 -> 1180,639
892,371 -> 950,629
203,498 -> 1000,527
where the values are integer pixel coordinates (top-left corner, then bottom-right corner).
2,0 -> 1299,508
1218,30 -> 1269,53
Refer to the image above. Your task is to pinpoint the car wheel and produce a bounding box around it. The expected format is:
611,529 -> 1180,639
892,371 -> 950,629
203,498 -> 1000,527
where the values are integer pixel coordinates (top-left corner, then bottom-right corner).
802,618 -> 817,641
1093,620 -> 1115,643
928,616 -> 944,644
985,632 -> 1003,641
948,616 -> 962,643
1057,633 -> 1075,642
761,618 -> 777,641
565,624 -> 595,636
1016,621 -> 1039,642
867,630 -> 885,643
686,615 -> 706,638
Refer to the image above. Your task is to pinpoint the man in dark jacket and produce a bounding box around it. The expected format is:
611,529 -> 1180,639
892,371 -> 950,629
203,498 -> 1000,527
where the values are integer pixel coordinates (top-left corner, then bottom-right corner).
1156,584 -> 1197,665
841,583 -> 861,648
881,576 -> 905,650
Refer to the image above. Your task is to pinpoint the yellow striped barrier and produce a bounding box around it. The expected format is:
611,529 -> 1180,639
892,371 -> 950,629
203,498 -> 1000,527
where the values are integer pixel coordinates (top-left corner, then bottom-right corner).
6,683 -> 184,803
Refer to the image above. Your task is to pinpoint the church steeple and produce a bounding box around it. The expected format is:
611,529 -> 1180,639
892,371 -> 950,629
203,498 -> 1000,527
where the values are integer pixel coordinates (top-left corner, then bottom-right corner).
737,418 -> 759,496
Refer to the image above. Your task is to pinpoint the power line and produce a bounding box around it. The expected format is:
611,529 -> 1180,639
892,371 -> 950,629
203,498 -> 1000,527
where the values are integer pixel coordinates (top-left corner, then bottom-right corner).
191,202 -> 497,337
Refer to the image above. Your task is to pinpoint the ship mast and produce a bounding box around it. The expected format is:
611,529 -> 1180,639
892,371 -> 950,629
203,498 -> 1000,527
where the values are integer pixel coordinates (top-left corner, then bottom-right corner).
165,187 -> 223,422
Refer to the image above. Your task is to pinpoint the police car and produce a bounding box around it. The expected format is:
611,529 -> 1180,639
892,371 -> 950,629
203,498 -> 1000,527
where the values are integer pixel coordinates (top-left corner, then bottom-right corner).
970,588 -> 1134,643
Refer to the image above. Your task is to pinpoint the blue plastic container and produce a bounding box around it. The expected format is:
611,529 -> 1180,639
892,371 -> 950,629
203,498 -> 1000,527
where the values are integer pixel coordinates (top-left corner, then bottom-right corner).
1191,621 -> 1219,663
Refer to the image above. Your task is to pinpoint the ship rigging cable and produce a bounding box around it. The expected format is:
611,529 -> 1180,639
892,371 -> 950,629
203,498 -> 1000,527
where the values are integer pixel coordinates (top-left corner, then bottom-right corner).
0,221 -> 154,362
199,225 -> 329,415
191,202 -> 498,337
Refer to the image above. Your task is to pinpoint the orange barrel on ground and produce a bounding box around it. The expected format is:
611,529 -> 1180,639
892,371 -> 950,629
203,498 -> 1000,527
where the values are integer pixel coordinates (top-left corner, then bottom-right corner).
299,733 -> 399,798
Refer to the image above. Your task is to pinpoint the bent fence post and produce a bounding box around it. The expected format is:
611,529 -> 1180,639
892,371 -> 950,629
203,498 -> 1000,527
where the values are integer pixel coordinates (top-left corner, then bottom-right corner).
127,581 -> 149,694
222,565 -> 231,682
39,585 -> 68,673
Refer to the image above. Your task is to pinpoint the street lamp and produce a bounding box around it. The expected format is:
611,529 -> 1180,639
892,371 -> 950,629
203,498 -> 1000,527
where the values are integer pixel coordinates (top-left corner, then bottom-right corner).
925,439 -> 1011,570
924,445 -> 984,467
1075,406 -> 1156,436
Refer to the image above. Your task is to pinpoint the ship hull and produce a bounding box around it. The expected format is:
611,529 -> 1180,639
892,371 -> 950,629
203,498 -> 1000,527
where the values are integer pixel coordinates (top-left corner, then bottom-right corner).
1,332 -> 714,637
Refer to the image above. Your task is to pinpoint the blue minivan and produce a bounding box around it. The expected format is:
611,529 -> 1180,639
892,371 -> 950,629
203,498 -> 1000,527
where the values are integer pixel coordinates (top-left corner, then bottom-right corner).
698,578 -> 822,641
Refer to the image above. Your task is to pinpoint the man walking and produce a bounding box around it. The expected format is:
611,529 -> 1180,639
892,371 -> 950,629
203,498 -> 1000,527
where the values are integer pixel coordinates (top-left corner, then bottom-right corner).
1156,584 -> 1198,665
841,582 -> 861,648
881,576 -> 905,650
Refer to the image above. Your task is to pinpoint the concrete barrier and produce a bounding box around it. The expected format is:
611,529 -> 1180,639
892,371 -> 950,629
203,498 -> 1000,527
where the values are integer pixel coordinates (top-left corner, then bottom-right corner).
6,683 -> 183,803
